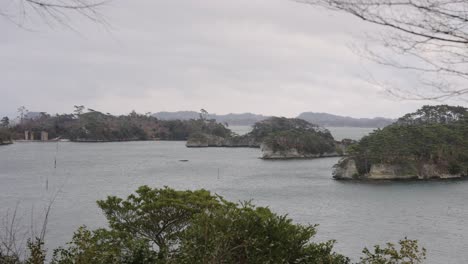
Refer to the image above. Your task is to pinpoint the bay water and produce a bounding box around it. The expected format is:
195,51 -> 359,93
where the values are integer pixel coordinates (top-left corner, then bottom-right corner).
0,127 -> 466,263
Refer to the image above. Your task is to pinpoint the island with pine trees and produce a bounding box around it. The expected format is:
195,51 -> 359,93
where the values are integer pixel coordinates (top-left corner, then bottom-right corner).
333,105 -> 468,180
186,117 -> 354,159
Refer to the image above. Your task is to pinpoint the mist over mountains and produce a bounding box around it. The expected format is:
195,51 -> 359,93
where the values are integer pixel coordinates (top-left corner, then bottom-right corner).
153,111 -> 395,128
297,112 -> 395,128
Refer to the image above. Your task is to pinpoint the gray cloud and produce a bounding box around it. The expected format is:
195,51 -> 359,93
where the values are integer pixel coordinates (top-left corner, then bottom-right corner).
0,0 -> 450,119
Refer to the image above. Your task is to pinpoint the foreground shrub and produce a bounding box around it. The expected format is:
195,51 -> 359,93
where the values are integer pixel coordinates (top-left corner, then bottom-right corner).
52,186 -> 349,263
360,238 -> 426,264
4,185 -> 425,264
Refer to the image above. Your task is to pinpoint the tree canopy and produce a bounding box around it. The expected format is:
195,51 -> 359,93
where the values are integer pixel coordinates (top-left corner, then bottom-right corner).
10,109 -> 232,142
51,186 -> 350,264
344,105 -> 468,176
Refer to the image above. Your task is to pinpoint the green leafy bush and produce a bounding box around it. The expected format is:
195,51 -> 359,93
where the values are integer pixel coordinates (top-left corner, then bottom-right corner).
52,186 -> 349,264
2,186 -> 427,264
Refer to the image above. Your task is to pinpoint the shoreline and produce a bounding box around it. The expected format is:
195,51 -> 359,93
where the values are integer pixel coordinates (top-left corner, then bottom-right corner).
13,139 -> 187,143
261,154 -> 344,160
334,175 -> 468,182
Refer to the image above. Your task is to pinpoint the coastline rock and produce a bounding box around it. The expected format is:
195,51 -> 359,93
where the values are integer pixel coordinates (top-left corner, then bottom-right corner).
186,133 -> 259,148
333,158 -> 466,180
419,164 -> 463,179
186,133 -> 225,147
332,106 -> 468,181
332,158 -> 358,179
186,118 -> 355,161
261,143 -> 340,159
367,164 -> 416,180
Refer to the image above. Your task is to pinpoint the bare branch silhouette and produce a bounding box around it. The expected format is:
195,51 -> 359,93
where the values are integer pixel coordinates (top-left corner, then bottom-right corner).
298,0 -> 468,101
1,0 -> 108,28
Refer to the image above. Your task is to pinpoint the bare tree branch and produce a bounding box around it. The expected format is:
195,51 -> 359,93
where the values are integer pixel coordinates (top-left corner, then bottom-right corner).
297,0 -> 468,101
1,0 -> 108,28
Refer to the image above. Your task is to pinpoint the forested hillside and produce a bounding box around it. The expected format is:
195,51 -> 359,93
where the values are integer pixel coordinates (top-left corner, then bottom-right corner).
334,105 -> 468,179
11,110 -> 231,142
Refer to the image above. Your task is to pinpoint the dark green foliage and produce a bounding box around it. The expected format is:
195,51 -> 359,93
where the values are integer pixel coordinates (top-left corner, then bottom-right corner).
161,119 -> 231,140
359,238 -> 426,264
250,117 -> 325,141
52,186 -> 349,264
96,186 -> 222,259
0,251 -> 20,264
52,227 -> 159,264
11,110 -> 231,142
1,116 -> 10,127
397,105 -> 467,125
26,238 -> 46,264
264,130 -> 336,155
185,116 -> 334,150
347,105 -> 468,176
0,238 -> 46,264
178,201 -> 349,264
2,186 -> 427,264
0,127 -> 12,144
256,117 -> 337,155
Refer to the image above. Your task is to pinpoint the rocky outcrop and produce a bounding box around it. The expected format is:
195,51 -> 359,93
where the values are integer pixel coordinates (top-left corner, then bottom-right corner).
186,134 -> 225,147
419,164 -> 464,179
186,133 -> 259,148
366,164 -> 417,180
261,143 -> 341,159
332,106 -> 468,181
333,158 -> 467,180
186,118 -> 355,161
186,117 -> 328,149
332,158 -> 358,179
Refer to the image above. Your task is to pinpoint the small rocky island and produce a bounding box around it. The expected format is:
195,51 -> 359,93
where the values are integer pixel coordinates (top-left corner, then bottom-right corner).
187,117 -> 354,159
333,105 -> 468,180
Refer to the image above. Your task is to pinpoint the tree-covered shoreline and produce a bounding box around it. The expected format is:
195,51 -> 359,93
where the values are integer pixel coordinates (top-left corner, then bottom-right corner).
8,108 -> 232,143
186,117 -> 353,159
334,105 -> 468,180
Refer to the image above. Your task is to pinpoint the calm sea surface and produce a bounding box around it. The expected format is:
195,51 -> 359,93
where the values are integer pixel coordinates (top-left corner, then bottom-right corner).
0,127 -> 467,263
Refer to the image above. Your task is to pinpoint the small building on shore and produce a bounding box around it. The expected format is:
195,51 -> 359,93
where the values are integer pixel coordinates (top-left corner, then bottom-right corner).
41,131 -> 48,141
24,130 -> 49,141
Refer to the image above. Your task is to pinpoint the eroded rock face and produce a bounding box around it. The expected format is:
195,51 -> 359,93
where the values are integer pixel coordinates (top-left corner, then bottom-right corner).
367,164 -> 416,180
186,133 -> 260,148
186,134 -> 226,147
261,143 -> 340,159
333,158 -> 466,180
419,164 -> 463,179
332,158 -> 358,179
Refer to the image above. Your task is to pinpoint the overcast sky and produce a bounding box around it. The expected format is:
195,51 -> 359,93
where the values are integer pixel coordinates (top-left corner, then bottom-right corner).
1,0 -> 460,119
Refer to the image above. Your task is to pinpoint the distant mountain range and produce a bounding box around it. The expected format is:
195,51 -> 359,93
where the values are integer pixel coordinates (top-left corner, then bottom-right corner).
153,111 -> 270,126
297,112 -> 395,128
153,111 -> 395,128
